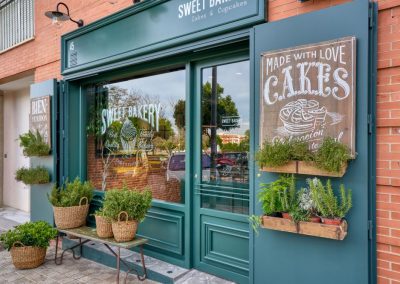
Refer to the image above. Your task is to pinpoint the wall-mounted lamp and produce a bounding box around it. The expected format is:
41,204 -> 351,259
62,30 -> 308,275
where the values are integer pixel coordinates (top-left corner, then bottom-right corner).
45,2 -> 84,27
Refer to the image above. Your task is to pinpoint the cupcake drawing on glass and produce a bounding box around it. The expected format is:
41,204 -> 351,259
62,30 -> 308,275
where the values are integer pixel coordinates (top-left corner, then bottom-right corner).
120,118 -> 137,153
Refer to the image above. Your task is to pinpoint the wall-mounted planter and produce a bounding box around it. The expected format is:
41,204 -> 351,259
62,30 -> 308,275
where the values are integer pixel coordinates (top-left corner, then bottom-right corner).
261,161 -> 347,177
15,166 -> 50,185
261,216 -> 347,240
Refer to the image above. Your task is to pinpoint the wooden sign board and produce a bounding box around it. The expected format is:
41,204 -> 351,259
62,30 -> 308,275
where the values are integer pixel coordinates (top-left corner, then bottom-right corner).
30,96 -> 51,147
260,37 -> 356,156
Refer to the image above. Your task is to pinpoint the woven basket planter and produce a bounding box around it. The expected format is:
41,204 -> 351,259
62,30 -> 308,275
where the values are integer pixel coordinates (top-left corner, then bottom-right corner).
95,215 -> 113,238
111,211 -> 138,242
10,242 -> 46,269
53,197 -> 89,229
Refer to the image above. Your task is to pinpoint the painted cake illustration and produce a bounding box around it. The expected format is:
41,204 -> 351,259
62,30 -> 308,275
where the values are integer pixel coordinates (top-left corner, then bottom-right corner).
279,99 -> 327,134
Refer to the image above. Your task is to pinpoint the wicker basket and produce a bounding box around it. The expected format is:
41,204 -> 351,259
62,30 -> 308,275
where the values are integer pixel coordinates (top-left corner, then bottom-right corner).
111,211 -> 138,242
53,197 -> 89,229
95,215 -> 113,238
10,242 -> 46,269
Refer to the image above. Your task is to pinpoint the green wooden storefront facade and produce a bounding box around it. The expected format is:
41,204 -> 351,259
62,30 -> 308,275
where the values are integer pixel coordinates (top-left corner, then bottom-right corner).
30,0 -> 377,283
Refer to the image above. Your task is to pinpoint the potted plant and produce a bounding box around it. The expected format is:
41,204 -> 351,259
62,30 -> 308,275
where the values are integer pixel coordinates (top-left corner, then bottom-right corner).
102,187 -> 152,242
18,130 -> 51,157
93,207 -> 113,238
15,166 -> 50,185
298,185 -> 321,223
0,221 -> 57,269
309,178 -> 352,225
313,137 -> 352,174
48,177 -> 94,229
258,174 -> 296,219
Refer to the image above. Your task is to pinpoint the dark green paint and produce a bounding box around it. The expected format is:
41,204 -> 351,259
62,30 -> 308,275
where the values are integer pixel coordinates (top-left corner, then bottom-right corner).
61,0 -> 264,75
251,1 -> 374,283
30,79 -> 58,225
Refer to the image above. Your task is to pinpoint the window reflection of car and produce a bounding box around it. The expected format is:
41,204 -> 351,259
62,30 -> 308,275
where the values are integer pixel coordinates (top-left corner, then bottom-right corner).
166,153 -> 218,181
216,152 -> 248,177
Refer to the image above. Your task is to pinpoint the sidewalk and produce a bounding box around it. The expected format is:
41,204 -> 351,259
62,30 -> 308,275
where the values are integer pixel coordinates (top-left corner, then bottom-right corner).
0,245 -> 158,284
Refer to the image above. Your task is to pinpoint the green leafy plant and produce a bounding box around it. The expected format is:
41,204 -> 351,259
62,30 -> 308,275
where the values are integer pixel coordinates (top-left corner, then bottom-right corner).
309,178 -> 352,220
289,207 -> 310,223
48,177 -> 93,207
258,174 -> 296,215
313,137 -> 352,173
256,139 -> 312,168
15,166 -> 50,185
0,221 -> 57,251
256,137 -> 352,174
18,130 -> 51,157
248,215 -> 262,236
102,186 -> 152,222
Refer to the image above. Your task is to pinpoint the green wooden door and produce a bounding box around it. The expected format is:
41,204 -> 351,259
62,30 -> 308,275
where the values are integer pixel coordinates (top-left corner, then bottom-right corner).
192,56 -> 251,284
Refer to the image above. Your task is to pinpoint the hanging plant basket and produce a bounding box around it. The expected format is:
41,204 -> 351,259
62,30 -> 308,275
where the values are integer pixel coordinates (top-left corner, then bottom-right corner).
262,161 -> 347,177
261,216 -> 347,240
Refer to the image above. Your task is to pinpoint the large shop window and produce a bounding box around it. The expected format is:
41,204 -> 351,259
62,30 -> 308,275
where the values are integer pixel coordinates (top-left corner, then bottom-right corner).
201,61 -> 250,214
86,69 -> 186,204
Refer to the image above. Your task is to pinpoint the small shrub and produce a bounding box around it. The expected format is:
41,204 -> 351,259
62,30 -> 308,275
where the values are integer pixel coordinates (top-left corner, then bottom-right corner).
258,174 -> 296,215
19,130 -> 50,157
313,137 -> 352,173
48,177 -> 93,207
15,167 -> 50,185
0,221 -> 57,251
102,186 -> 152,222
309,178 -> 352,220
256,139 -> 312,168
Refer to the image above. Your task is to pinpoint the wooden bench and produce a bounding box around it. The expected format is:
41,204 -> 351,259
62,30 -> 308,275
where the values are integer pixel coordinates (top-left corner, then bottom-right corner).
54,226 -> 148,283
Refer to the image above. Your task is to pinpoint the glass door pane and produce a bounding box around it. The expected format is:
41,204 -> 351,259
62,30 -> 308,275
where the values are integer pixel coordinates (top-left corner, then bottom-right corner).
200,61 -> 250,214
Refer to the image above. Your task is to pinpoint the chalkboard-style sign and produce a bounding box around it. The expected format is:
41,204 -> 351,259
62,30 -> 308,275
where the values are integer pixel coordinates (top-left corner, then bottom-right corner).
30,96 -> 51,147
260,37 -> 356,156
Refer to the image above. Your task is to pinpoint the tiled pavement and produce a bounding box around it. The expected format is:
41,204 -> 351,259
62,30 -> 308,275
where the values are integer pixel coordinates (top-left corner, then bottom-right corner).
0,246 -> 158,284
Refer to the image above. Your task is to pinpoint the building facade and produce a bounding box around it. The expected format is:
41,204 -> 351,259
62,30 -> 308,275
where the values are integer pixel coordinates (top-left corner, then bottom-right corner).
0,0 -> 399,283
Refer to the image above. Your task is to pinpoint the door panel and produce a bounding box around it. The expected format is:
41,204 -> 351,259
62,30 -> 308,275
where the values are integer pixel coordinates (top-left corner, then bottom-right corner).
194,58 -> 250,284
252,1 -> 373,284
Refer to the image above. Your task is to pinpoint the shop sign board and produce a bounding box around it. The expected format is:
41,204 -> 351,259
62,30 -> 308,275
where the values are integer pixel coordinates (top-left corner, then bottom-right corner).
260,37 -> 356,155
30,96 -> 51,147
62,0 -> 264,73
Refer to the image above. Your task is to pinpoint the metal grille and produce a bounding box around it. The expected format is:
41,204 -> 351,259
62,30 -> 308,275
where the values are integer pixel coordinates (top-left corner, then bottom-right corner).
0,0 -> 34,52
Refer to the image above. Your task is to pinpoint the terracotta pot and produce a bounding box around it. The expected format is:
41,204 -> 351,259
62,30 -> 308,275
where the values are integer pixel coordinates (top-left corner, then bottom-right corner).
309,216 -> 321,223
322,218 -> 342,225
281,212 -> 292,220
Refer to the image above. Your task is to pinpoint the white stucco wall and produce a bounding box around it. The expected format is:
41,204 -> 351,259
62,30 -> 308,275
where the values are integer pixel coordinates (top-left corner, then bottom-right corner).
3,88 -> 30,212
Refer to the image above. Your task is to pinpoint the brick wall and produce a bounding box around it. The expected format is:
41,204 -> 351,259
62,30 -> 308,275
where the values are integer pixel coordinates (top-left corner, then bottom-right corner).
376,1 -> 400,283
0,0 -> 135,83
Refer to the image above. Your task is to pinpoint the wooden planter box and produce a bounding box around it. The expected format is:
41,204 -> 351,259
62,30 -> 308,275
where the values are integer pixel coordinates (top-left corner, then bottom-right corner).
261,216 -> 348,240
262,161 -> 347,177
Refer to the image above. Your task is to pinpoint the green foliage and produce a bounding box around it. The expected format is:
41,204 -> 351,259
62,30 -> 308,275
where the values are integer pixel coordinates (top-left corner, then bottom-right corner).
18,130 -> 50,157
0,221 -> 57,251
15,167 -> 50,185
248,215 -> 262,236
289,207 -> 310,223
102,187 -> 152,222
48,177 -> 93,207
256,137 -> 351,173
313,137 -> 352,173
309,178 -> 352,219
258,175 -> 296,215
256,139 -> 311,168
